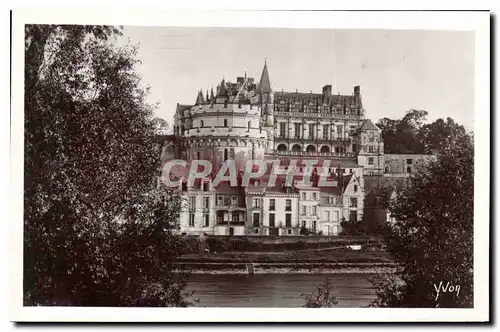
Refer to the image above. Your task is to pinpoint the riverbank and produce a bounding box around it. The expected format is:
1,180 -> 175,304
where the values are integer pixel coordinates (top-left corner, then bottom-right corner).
177,250 -> 396,274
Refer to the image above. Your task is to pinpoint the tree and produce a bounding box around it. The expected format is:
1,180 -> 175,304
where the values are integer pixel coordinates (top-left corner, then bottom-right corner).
376,109 -> 427,154
302,278 -> 339,307
153,117 -> 170,135
417,117 -> 467,154
24,25 -> 193,306
372,130 -> 474,307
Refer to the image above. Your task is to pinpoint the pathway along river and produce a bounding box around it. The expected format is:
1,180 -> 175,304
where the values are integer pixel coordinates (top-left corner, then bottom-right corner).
186,273 -> 377,307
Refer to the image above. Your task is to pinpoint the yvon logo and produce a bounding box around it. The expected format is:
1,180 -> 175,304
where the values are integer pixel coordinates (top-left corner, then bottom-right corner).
433,281 -> 461,301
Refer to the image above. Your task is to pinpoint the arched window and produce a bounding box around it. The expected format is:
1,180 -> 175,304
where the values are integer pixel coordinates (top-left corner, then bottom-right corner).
291,144 -> 302,152
385,166 -> 390,173
277,144 -> 287,152
320,145 -> 330,153
224,149 -> 228,161
224,119 -> 228,127
306,145 -> 316,153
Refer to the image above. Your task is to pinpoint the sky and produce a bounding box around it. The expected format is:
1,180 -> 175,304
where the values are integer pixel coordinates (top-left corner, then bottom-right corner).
118,27 -> 475,130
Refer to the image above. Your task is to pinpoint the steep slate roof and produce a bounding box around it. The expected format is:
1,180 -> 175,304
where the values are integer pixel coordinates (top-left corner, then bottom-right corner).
342,174 -> 353,193
274,91 -> 356,106
176,103 -> 192,114
214,180 -> 241,195
217,78 -> 228,97
359,119 -> 380,131
256,62 -> 272,94
195,90 -> 205,105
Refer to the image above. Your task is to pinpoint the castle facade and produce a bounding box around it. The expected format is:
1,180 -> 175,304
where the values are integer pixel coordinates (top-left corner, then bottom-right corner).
166,62 -> 421,236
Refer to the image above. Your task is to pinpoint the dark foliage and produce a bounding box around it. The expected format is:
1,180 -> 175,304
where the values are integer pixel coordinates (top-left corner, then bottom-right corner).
372,130 -> 474,307
302,278 -> 339,307
24,25 -> 194,306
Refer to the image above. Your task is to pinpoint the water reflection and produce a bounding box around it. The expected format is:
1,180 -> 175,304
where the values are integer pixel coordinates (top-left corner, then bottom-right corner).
187,273 -> 376,307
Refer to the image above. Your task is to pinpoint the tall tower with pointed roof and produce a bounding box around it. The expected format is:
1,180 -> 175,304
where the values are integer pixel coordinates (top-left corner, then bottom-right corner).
195,89 -> 205,105
256,60 -> 275,153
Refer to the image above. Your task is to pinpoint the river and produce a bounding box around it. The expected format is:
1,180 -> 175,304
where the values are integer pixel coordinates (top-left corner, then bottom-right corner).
186,273 -> 377,307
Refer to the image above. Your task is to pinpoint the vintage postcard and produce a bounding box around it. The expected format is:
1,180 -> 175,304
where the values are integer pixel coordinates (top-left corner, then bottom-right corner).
10,9 -> 490,322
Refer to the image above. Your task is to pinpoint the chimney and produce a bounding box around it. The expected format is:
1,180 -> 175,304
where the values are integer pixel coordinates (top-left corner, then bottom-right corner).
354,86 -> 361,106
323,85 -> 332,98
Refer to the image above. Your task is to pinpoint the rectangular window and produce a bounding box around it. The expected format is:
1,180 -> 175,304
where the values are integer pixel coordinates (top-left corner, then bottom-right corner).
253,198 -> 261,208
312,221 -> 317,231
350,211 -> 357,222
189,214 -> 195,226
232,211 -> 239,223
350,198 -> 357,208
269,199 -> 276,211
189,197 -> 196,211
217,196 -> 223,206
369,132 -> 375,142
204,214 -> 209,227
216,211 -> 224,223
323,124 -> 329,140
324,211 -> 330,222
312,192 -> 317,200
269,213 -> 275,227
253,213 -> 260,227
354,185 -> 358,193
333,211 -> 339,221
285,213 -> 292,227
302,220 -> 306,228
301,192 -> 307,200
311,206 -> 317,215
280,123 -> 286,138
203,182 -> 210,191
336,125 -> 343,139
285,199 -> 292,211
309,124 -> 314,139
197,151 -> 201,159
204,197 -> 210,209
231,196 -> 237,205
368,146 -> 374,153
294,123 -> 301,139
224,197 -> 231,206
368,157 -> 374,165
301,205 -> 306,215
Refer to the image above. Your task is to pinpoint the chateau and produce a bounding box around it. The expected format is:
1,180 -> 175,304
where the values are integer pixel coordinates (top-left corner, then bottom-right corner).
163,61 -> 430,236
